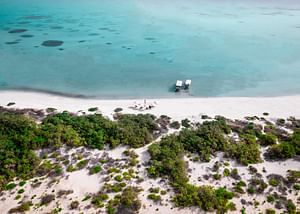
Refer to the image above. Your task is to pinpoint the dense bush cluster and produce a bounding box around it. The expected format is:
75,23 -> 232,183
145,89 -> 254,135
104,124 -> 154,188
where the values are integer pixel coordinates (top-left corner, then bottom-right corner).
225,141 -> 261,165
148,130 -> 235,213
0,111 -> 159,190
177,118 -> 231,162
265,131 -> 300,160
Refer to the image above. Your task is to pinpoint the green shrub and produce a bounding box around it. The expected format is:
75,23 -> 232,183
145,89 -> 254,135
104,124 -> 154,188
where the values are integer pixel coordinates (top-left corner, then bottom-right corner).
8,201 -> 31,213
117,187 -> 141,213
66,165 -> 76,172
266,142 -> 296,160
15,195 -> 21,200
114,108 -> 123,113
147,194 -> 161,202
92,193 -> 109,207
149,187 -> 160,193
19,181 -> 26,187
88,107 -> 98,112
226,142 -> 261,165
5,183 -> 17,190
17,188 -> 25,194
181,119 -> 191,128
268,178 -> 280,187
293,184 -> 300,190
267,195 -> 275,203
213,173 -> 221,180
170,121 -> 180,129
265,208 -> 276,214
247,187 -> 255,194
90,165 -> 102,174
160,190 -> 167,195
114,175 -> 123,182
76,159 -> 89,169
223,168 -> 230,177
258,133 -> 277,146
286,199 -> 296,214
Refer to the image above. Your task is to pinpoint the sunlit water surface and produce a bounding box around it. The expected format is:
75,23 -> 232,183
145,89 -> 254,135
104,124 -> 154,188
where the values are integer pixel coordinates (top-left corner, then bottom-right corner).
1,0 -> 300,98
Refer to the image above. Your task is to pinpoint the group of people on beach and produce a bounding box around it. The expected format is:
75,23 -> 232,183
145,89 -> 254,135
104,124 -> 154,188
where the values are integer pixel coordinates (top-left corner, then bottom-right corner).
131,99 -> 157,111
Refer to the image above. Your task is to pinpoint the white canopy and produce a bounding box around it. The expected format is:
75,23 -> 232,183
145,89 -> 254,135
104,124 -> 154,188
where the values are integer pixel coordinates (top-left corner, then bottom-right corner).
185,79 -> 192,85
176,80 -> 183,87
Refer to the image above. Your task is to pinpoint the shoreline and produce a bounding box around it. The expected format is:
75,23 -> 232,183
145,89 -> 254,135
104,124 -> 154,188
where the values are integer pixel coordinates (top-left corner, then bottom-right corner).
1,90 -> 300,120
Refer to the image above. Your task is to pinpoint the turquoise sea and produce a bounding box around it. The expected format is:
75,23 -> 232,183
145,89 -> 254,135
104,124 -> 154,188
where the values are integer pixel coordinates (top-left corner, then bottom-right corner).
0,0 -> 300,98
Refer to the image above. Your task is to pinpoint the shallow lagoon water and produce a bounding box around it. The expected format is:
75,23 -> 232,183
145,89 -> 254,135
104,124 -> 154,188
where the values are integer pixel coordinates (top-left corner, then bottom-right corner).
0,0 -> 300,98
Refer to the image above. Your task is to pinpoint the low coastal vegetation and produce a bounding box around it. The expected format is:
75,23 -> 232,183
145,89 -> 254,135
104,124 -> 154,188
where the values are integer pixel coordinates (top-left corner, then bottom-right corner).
0,110 -> 158,189
0,106 -> 299,213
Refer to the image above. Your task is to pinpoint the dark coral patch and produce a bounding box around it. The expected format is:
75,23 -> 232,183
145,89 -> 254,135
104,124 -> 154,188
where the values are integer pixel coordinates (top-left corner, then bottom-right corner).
89,33 -> 99,36
99,27 -> 110,31
23,15 -> 49,20
145,37 -> 156,41
5,41 -> 19,45
18,21 -> 31,24
41,40 -> 63,47
51,26 -> 64,29
20,34 -> 34,38
8,29 -> 27,33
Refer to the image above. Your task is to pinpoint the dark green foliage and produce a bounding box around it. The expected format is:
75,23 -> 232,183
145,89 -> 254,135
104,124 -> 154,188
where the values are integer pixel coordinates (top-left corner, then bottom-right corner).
39,124 -> 82,148
149,187 -> 160,193
174,186 -> 234,213
178,118 -> 230,161
286,199 -> 296,214
19,181 -> 26,187
226,142 -> 261,165
287,170 -> 300,184
267,195 -> 275,203
266,142 -> 296,160
43,112 -> 158,149
17,188 -> 25,194
148,127 -> 235,213
76,159 -> 89,169
116,187 -> 141,214
148,135 -> 188,187
265,208 -> 276,214
258,133 -> 277,146
46,107 -> 57,113
114,107 -> 123,113
181,119 -> 191,128
88,107 -> 98,112
0,113 -> 40,190
170,121 -> 180,129
268,178 -> 280,187
265,131 -> 300,160
293,184 -> 300,190
89,165 -> 102,174
8,201 -> 31,213
5,182 -> 17,190
116,114 -> 159,148
234,181 -> 246,194
247,177 -> 268,194
7,102 -> 15,106
147,193 -> 161,202
92,192 -> 109,207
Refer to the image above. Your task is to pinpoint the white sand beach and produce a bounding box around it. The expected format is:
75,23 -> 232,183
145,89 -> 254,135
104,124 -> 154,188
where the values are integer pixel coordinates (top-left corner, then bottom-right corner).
1,91 -> 300,120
